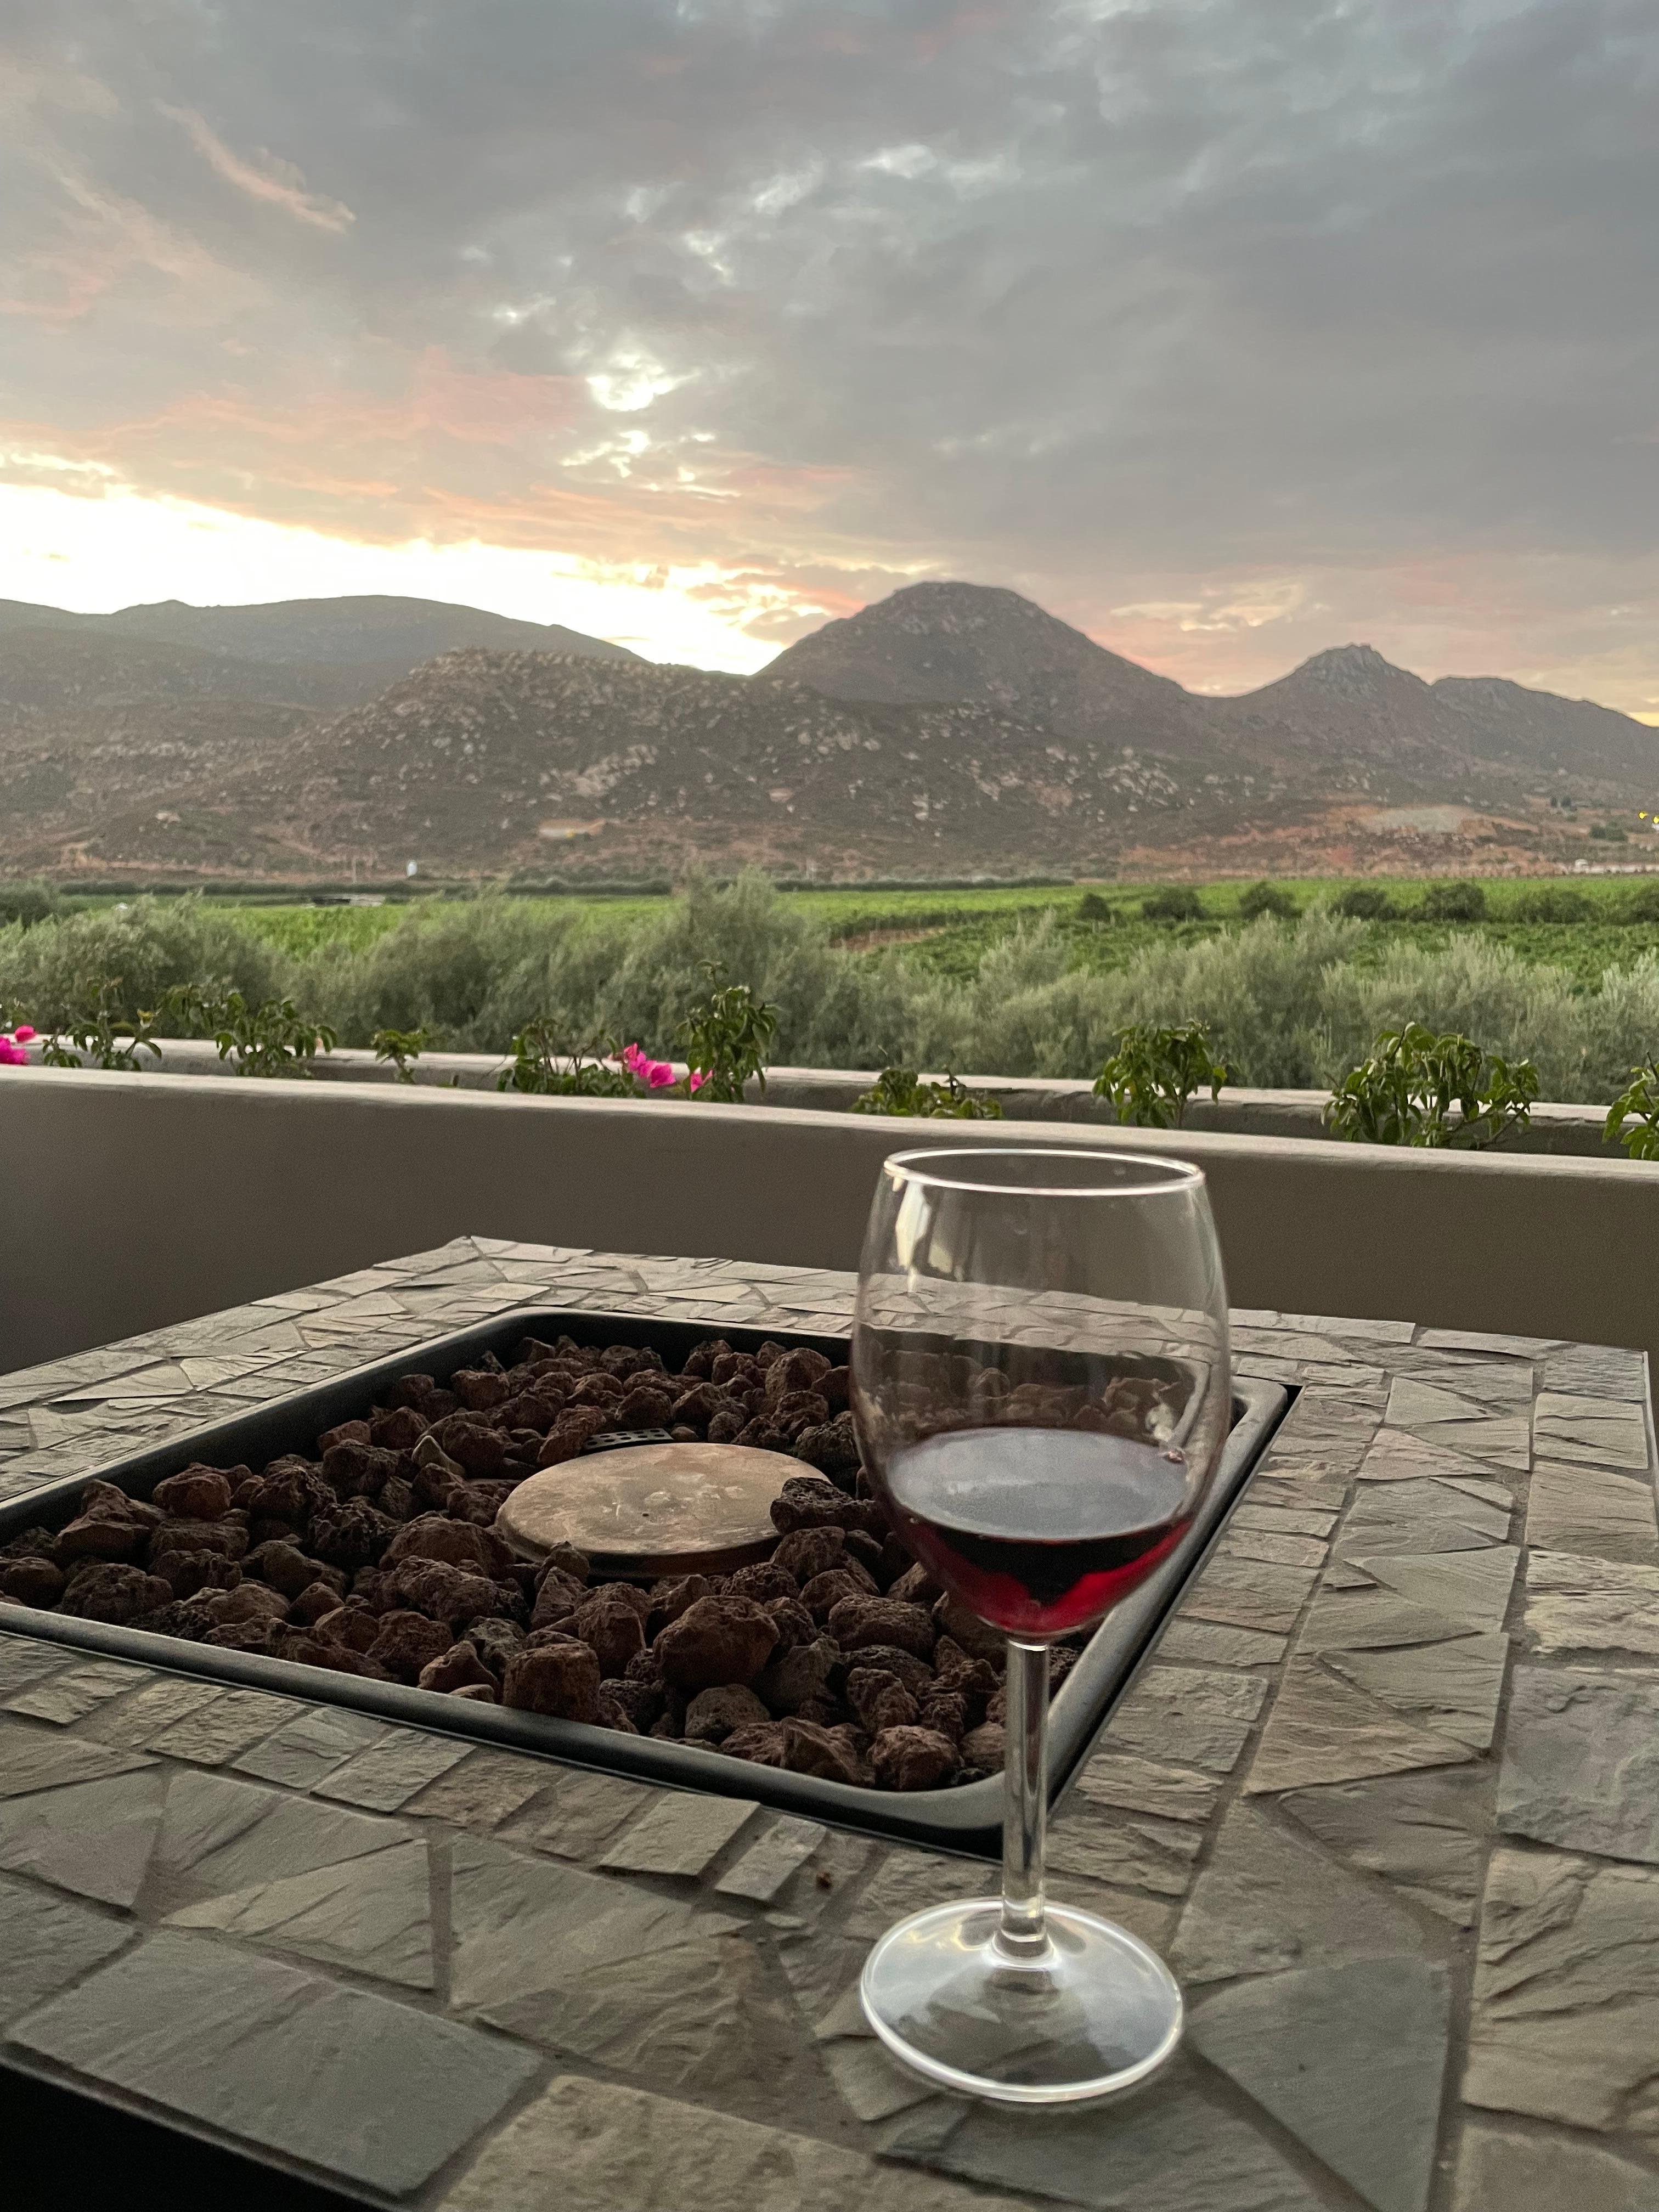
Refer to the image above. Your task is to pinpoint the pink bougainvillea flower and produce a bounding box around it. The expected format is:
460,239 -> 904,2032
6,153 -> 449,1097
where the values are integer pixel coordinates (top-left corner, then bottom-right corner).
12,1025 -> 35,1042
620,1042 -> 647,1073
687,1069 -> 707,1093
0,1038 -> 27,1066
645,1060 -> 675,1088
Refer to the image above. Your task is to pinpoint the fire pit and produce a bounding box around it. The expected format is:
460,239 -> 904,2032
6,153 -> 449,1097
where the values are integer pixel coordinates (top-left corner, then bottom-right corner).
0,1309 -> 1284,1852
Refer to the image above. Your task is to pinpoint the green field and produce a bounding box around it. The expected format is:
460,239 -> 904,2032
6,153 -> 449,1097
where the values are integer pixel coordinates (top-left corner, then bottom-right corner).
176,875 -> 1659,992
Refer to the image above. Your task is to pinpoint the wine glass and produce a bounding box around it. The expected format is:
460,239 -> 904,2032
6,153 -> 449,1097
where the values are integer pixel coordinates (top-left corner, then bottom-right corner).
850,1146 -> 1231,2105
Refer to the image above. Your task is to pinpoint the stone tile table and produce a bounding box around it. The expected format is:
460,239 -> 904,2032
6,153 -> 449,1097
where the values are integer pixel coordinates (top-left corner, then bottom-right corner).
0,1241 -> 1656,2210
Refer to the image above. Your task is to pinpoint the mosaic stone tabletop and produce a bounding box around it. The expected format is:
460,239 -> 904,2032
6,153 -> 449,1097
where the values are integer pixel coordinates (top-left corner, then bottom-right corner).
1,1237 -> 1656,2212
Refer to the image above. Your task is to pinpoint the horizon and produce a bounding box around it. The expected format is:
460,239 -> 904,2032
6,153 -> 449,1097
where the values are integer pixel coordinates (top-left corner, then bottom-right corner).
4,4 -> 1655,719
7,578 -> 1657,726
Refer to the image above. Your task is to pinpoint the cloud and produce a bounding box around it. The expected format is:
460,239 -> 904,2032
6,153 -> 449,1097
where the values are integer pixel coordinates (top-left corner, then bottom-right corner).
160,105 -> 354,233
0,0 -> 1652,705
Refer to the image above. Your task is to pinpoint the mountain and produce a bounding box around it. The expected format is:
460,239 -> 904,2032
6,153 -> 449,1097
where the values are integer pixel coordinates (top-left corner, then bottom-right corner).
196,647 -> 1182,878
1,580 -> 1655,880
769,581 -> 1207,753
83,595 -> 641,669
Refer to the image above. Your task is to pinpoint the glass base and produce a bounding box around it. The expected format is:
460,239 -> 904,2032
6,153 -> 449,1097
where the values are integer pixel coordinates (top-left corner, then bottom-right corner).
860,1899 -> 1183,2106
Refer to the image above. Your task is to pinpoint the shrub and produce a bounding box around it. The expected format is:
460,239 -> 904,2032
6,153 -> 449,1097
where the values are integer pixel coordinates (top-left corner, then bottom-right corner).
673,970 -> 780,1102
166,987 -> 336,1077
1093,1022 -> 1232,1128
0,880 -> 60,929
1238,882 -> 1298,922
496,1023 -> 636,1097
1077,891 -> 1113,923
1606,1062 -> 1659,1160
372,1026 -> 431,1083
0,894 -> 283,1028
1590,822 -> 1629,843
1324,1025 -> 1537,1148
1511,886 -> 1594,923
1329,885 -> 1395,920
37,981 -> 162,1073
851,1068 -> 1003,1118
1418,882 -> 1487,923
1626,882 -> 1659,923
1140,886 -> 1204,922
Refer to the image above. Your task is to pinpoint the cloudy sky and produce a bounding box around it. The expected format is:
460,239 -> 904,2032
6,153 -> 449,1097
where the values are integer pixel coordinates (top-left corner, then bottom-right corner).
2,0 -> 1655,713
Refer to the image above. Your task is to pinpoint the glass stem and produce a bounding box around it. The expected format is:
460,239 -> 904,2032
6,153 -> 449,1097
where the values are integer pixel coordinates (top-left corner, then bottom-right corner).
997,1638 -> 1050,1958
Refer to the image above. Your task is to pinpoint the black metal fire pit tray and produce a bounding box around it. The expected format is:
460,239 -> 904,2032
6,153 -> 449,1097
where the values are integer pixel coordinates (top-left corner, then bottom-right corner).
0,1308 -> 1287,1855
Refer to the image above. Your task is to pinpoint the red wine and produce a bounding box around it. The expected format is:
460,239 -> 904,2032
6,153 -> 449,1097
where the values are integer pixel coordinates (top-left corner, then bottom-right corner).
884,1426 -> 1193,1637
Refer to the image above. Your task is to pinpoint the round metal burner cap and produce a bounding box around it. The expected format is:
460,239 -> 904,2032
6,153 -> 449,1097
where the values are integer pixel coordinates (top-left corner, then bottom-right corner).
496,1441 -> 797,1577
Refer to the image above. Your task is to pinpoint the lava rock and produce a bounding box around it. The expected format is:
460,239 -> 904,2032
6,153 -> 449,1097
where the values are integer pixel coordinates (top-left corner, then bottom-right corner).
310,1498 -> 398,1574
645,1573 -> 714,1635
724,1560 -> 798,1606
531,1568 -> 588,1630
755,1635 -> 839,1716
312,1604 -> 384,1655
383,1556 -> 503,1632
467,1617 -> 527,1679
0,1555 -> 64,1606
721,1721 -> 787,1767
685,1683 -> 770,1743
772,1526 -> 847,1584
833,1644 -> 935,1699
429,1414 -> 509,1476
537,1408 -> 608,1467
770,1472 -> 884,1537
761,1594 -> 817,1652
792,1413 -> 862,1480
847,1667 -> 920,1734
418,1640 -> 499,1695
657,1594 -> 780,1691
917,1690 -> 970,1741
871,1725 -> 960,1791
503,1636 -> 602,1721
779,1718 -> 864,1784
245,1541 -> 343,1601
369,1405 -> 428,1451
150,1550 -> 242,1601
573,1591 -> 646,1678
828,1595 -> 936,1658
152,1466 -> 235,1521
604,1676 -> 664,1731
369,1609 -> 456,1683
321,1438 -> 404,1500
799,1566 -> 876,1622
932,1592 -> 1006,1666
201,1582 -> 289,1626
318,1420 -> 372,1453
960,1721 -> 1006,1773
291,1581 -> 347,1626
235,1460 -> 332,1532
60,1562 -> 175,1624
452,1368 -> 511,1413
149,1516 -> 247,1562
385,1514 -> 511,1577
887,1561 -> 944,1609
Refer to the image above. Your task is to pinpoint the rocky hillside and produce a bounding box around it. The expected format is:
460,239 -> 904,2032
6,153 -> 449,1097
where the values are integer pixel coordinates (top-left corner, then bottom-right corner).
2,580 -> 1655,879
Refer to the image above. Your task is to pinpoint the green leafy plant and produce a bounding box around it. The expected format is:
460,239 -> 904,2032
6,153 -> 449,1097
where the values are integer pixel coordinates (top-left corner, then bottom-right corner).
1092,1022 -> 1232,1128
1590,821 -> 1629,843
851,1067 -> 1005,1119
1139,887 -> 1204,923
1238,881 -> 1299,922
1077,890 -> 1114,924
1626,883 -> 1659,924
496,1020 -> 637,1097
673,969 -> 779,1102
1325,1024 -> 1538,1148
1418,882 -> 1487,923
37,980 -> 162,1073
373,1025 -> 431,1083
1511,886 -> 1594,923
1604,1063 -> 1659,1160
165,985 -> 336,1077
1331,885 -> 1397,920
0,881 -> 61,930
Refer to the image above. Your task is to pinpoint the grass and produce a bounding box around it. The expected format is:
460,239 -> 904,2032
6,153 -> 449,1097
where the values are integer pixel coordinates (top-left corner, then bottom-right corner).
52,876 -> 1659,991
